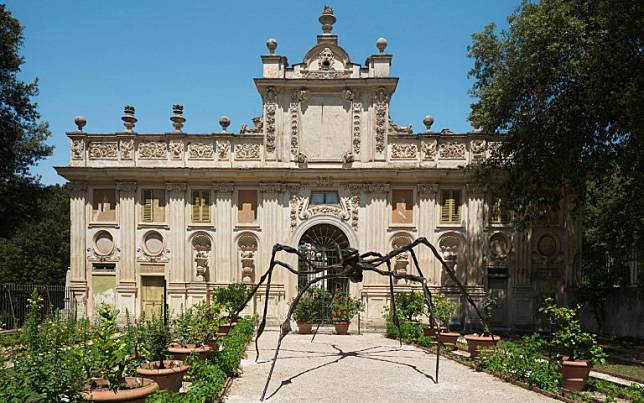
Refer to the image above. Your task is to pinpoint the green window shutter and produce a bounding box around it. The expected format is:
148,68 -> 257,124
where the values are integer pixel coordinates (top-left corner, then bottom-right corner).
143,190 -> 153,222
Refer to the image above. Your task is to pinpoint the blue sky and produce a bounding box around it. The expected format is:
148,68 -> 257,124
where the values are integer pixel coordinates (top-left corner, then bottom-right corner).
6,1 -> 519,185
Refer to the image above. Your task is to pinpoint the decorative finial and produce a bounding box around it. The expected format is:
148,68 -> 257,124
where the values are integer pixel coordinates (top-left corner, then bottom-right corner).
266,38 -> 277,55
219,115 -> 230,132
121,105 -> 137,132
74,116 -> 86,131
170,104 -> 186,132
319,5 -> 336,34
376,37 -> 388,53
423,115 -> 434,130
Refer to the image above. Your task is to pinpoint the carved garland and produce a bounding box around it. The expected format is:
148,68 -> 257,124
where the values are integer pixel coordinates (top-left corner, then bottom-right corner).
138,142 -> 167,159
289,90 -> 307,158
188,142 -> 215,160
216,141 -> 230,161
120,139 -> 134,160
234,143 -> 261,160
169,141 -> 184,160
352,100 -> 361,155
391,143 -> 417,160
374,88 -> 388,153
438,141 -> 466,160
422,140 -> 437,161
88,142 -> 118,159
265,104 -> 276,153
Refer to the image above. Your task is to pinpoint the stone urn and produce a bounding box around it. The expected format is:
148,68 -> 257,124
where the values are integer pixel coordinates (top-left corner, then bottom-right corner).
464,334 -> 501,359
81,377 -> 158,403
136,360 -> 190,392
560,359 -> 592,391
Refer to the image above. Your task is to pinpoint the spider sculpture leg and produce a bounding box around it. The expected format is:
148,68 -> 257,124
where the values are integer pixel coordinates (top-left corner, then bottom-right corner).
230,243 -> 331,361
261,267 -> 352,401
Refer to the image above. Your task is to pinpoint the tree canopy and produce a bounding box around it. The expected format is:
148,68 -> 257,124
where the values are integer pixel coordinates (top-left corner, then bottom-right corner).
0,4 -> 53,237
468,0 -> 643,247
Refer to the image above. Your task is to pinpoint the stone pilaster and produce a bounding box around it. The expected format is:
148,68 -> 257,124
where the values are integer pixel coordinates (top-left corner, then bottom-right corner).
69,182 -> 88,317
418,184 -> 438,283
464,183 -> 487,330
116,182 -> 137,316
166,183 -> 187,314
214,183 -> 234,283
259,183 -> 286,322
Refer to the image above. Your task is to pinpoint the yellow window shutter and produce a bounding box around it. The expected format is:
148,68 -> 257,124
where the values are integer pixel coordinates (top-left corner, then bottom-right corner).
202,191 -> 210,222
453,191 -> 461,223
192,191 -> 200,222
143,190 -> 153,222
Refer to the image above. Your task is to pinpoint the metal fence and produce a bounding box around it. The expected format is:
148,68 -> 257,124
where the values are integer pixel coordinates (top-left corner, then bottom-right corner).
0,283 -> 73,329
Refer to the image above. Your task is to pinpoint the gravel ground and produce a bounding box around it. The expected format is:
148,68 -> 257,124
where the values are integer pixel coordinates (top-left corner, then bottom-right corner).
225,330 -> 557,403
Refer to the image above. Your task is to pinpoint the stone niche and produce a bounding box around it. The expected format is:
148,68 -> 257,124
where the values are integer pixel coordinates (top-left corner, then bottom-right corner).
301,94 -> 351,161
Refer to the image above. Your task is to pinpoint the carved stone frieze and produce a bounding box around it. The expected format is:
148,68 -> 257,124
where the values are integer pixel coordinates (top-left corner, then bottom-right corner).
188,142 -> 215,160
438,141 -> 466,160
417,184 -> 438,198
216,141 -> 230,161
302,70 -> 351,79
213,183 -> 234,193
234,143 -> 261,160
259,183 -> 286,193
421,140 -> 437,161
119,139 -> 134,160
138,142 -> 167,160
352,99 -> 361,155
471,139 -> 487,161
71,139 -> 84,160
169,141 -> 184,160
374,88 -> 388,153
264,103 -> 276,153
347,183 -> 390,193
289,92 -> 304,158
88,142 -> 118,160
390,143 -> 417,160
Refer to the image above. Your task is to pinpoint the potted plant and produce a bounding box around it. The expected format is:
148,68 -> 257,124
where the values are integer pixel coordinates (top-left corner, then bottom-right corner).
192,300 -> 222,350
329,291 -> 364,335
167,305 -> 213,362
213,283 -> 250,334
292,288 -> 319,334
539,298 -> 606,391
464,294 -> 502,358
82,304 -> 159,402
433,294 -> 460,348
136,314 -> 190,393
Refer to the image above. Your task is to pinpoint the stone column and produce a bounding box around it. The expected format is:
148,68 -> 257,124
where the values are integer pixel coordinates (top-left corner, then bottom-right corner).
166,183 -> 188,313
418,184 -> 439,283
69,182 -> 88,318
116,182 -> 137,317
214,183 -> 234,284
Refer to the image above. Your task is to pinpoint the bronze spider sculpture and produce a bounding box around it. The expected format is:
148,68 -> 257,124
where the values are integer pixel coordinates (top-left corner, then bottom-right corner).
231,236 -> 492,401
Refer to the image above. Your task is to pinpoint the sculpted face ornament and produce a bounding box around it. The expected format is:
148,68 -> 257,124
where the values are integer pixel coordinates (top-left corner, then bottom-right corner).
318,48 -> 335,70
230,237 -> 492,401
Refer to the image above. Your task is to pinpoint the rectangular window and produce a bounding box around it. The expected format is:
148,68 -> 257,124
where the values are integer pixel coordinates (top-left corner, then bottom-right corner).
489,198 -> 509,224
391,189 -> 414,225
92,189 -> 116,222
310,191 -> 339,205
440,190 -> 462,224
238,189 -> 258,224
141,189 -> 165,223
191,190 -> 211,223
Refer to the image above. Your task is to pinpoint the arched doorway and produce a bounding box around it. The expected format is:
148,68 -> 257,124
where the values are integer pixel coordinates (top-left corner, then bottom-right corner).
298,224 -> 350,293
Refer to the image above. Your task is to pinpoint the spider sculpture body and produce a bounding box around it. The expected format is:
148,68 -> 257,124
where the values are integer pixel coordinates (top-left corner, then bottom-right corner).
231,236 -> 492,401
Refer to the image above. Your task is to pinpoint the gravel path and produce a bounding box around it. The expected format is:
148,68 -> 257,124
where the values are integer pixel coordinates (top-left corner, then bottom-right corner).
225,330 -> 557,403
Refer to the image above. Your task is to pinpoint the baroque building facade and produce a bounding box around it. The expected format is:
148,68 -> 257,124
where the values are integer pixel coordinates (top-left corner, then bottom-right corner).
56,7 -> 581,331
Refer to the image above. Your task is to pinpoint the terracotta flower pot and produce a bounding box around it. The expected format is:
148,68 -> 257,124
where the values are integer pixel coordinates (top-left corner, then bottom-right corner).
297,321 -> 313,334
437,332 -> 460,348
464,334 -> 501,359
81,377 -> 158,403
333,321 -> 350,335
218,321 -> 236,335
167,343 -> 213,361
136,360 -> 190,392
560,359 -> 592,391
423,325 -> 445,337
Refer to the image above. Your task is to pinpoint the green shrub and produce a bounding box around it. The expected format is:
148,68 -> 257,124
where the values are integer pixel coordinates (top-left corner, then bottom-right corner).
433,294 -> 457,331
476,334 -> 560,392
292,287 -> 318,323
392,291 -> 427,321
213,283 -> 251,321
329,291 -> 364,322
385,315 -> 424,341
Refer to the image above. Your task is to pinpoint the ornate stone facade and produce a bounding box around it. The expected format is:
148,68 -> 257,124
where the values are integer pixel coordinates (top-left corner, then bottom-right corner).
57,7 -> 579,332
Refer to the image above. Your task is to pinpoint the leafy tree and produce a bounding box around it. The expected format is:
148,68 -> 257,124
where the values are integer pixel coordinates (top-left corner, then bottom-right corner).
468,0 -> 643,234
0,185 -> 69,284
0,4 -> 52,237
